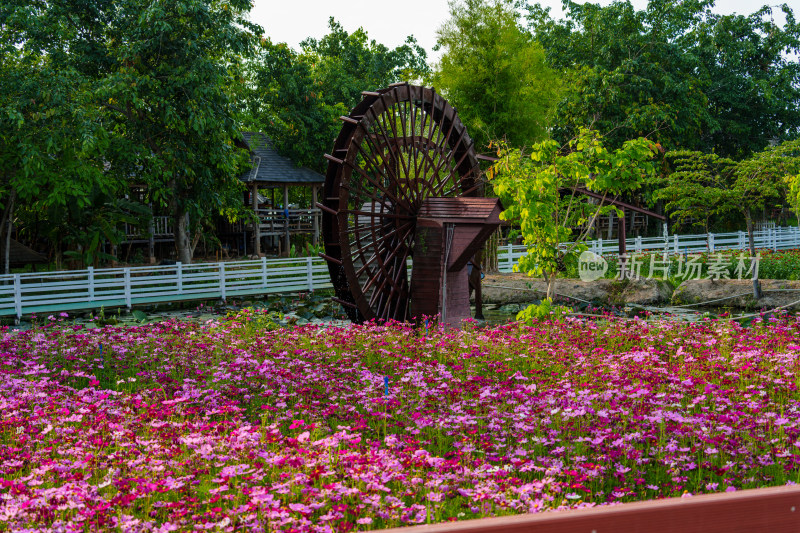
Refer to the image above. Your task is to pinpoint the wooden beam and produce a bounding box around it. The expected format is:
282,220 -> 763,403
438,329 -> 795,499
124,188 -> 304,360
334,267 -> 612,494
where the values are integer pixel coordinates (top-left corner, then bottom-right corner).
380,484 -> 800,533
566,187 -> 666,221
283,184 -> 290,255
312,185 -> 319,246
252,183 -> 261,256
618,211 -> 627,279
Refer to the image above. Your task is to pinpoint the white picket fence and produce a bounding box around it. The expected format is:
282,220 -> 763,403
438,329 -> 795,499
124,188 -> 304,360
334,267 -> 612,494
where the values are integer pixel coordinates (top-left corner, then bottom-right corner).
0,258 -> 331,319
497,226 -> 800,273
2,226 -> 799,319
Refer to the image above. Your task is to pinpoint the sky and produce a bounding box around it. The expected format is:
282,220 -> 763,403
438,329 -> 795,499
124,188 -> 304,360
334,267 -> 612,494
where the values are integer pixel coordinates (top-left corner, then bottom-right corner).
251,0 -> 791,61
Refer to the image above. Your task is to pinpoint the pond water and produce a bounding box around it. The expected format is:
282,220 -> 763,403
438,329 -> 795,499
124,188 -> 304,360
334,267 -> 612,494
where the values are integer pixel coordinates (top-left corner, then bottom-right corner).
7,293 -> 780,332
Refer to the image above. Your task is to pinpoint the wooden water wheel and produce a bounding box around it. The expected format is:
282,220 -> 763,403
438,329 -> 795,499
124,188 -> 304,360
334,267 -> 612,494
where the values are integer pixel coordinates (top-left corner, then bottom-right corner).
318,83 -> 487,323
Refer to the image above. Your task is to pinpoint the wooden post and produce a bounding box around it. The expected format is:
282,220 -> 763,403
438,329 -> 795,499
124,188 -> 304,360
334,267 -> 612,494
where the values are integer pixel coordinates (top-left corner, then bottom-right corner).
474,252 -> 484,320
148,215 -> 156,264
13,273 -> 22,320
123,268 -> 132,310
618,211 -> 627,279
283,184 -> 290,255
87,267 -> 95,302
312,185 -> 319,246
219,262 -> 226,303
252,183 -> 261,256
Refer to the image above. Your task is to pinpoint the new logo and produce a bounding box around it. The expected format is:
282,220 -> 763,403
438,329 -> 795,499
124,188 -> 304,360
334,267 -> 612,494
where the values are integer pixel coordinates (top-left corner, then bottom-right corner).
578,251 -> 608,282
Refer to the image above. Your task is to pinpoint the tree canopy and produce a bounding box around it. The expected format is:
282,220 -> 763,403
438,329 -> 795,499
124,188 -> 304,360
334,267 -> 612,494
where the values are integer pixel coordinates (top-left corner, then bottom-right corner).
490,129 -> 659,300
1,0 -> 260,265
653,151 -> 736,237
97,0 -> 259,263
246,19 -> 429,172
527,0 -> 800,157
434,0 -> 562,151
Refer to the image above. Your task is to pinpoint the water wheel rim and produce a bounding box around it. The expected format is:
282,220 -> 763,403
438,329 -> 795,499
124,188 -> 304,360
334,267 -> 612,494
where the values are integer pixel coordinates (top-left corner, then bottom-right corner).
322,83 -> 480,323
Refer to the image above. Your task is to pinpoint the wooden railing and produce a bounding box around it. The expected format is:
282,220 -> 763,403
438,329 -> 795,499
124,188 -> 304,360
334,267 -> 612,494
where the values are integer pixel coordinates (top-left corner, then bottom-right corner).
498,226 -> 800,272
383,484 -> 800,533
5,225 -> 799,319
122,216 -> 174,240
255,208 -> 321,236
0,257 -> 330,319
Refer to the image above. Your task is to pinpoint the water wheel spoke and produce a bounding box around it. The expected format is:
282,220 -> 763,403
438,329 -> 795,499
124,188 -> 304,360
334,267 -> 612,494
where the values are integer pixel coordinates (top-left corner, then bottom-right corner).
323,84 -> 479,323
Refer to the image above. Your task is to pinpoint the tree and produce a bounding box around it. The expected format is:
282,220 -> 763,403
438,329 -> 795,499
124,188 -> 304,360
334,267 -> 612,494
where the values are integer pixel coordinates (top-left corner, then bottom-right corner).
247,19 -> 429,172
686,4 -> 800,157
434,0 -> 562,151
733,139 -> 800,256
653,151 -> 736,242
0,11 -> 119,270
2,0 -> 258,266
490,129 -> 658,303
527,0 -> 800,157
98,0 -> 259,263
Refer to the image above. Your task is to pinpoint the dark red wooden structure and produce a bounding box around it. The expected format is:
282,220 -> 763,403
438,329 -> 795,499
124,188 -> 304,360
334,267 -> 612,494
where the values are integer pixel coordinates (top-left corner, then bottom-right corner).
411,198 -> 502,325
381,484 -> 800,533
319,83 -> 500,325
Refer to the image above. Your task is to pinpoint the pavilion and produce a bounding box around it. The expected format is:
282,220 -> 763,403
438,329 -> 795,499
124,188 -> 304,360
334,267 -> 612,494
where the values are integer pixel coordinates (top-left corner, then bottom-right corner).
239,132 -> 325,255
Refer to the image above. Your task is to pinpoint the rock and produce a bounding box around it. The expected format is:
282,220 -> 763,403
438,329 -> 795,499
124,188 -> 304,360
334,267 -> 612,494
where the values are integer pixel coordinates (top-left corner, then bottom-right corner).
498,303 -> 521,313
619,279 -> 674,306
476,273 -> 673,306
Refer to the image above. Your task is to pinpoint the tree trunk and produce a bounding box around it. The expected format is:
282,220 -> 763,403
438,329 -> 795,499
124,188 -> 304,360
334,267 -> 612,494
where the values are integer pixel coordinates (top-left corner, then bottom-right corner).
1,191 -> 16,275
744,207 -> 756,257
546,274 -> 555,301
483,229 -> 500,273
175,210 -> 192,264
744,207 -> 761,298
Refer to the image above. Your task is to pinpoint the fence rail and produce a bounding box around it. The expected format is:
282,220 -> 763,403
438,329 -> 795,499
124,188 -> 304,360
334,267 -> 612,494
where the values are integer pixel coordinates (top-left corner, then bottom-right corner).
3,226 -> 800,319
382,484 -> 800,533
0,257 -> 331,319
123,215 -> 174,240
497,226 -> 800,272
255,208 -> 321,236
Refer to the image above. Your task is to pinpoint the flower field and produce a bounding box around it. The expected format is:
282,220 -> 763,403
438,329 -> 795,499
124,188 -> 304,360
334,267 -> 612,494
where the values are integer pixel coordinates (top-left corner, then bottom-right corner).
2,312 -> 800,532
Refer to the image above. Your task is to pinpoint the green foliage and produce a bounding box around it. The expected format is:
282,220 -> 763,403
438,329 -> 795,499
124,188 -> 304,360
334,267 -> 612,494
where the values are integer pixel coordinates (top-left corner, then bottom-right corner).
0,11 -> 121,267
654,151 -> 736,235
516,298 -> 571,324
490,129 -> 658,297
527,0 -> 800,157
1,0 -> 260,266
657,140 -> 800,251
434,0 -> 562,150
246,19 -> 429,172
759,249 -> 800,280
97,0 -> 259,263
754,140 -> 800,219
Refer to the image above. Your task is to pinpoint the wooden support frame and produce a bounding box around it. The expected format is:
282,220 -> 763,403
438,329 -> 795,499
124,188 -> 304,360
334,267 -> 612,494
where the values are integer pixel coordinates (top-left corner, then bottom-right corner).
381,484 -> 800,533
252,182 -> 261,256
311,185 -> 319,245
283,184 -> 290,255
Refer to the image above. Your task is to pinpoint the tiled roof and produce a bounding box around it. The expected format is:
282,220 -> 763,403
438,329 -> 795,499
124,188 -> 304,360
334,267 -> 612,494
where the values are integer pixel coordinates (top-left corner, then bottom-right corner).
7,239 -> 47,266
240,132 -> 325,185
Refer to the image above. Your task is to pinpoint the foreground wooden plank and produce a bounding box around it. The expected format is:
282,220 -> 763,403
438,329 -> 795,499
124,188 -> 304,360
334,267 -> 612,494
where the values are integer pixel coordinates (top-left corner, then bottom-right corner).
384,485 -> 800,533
